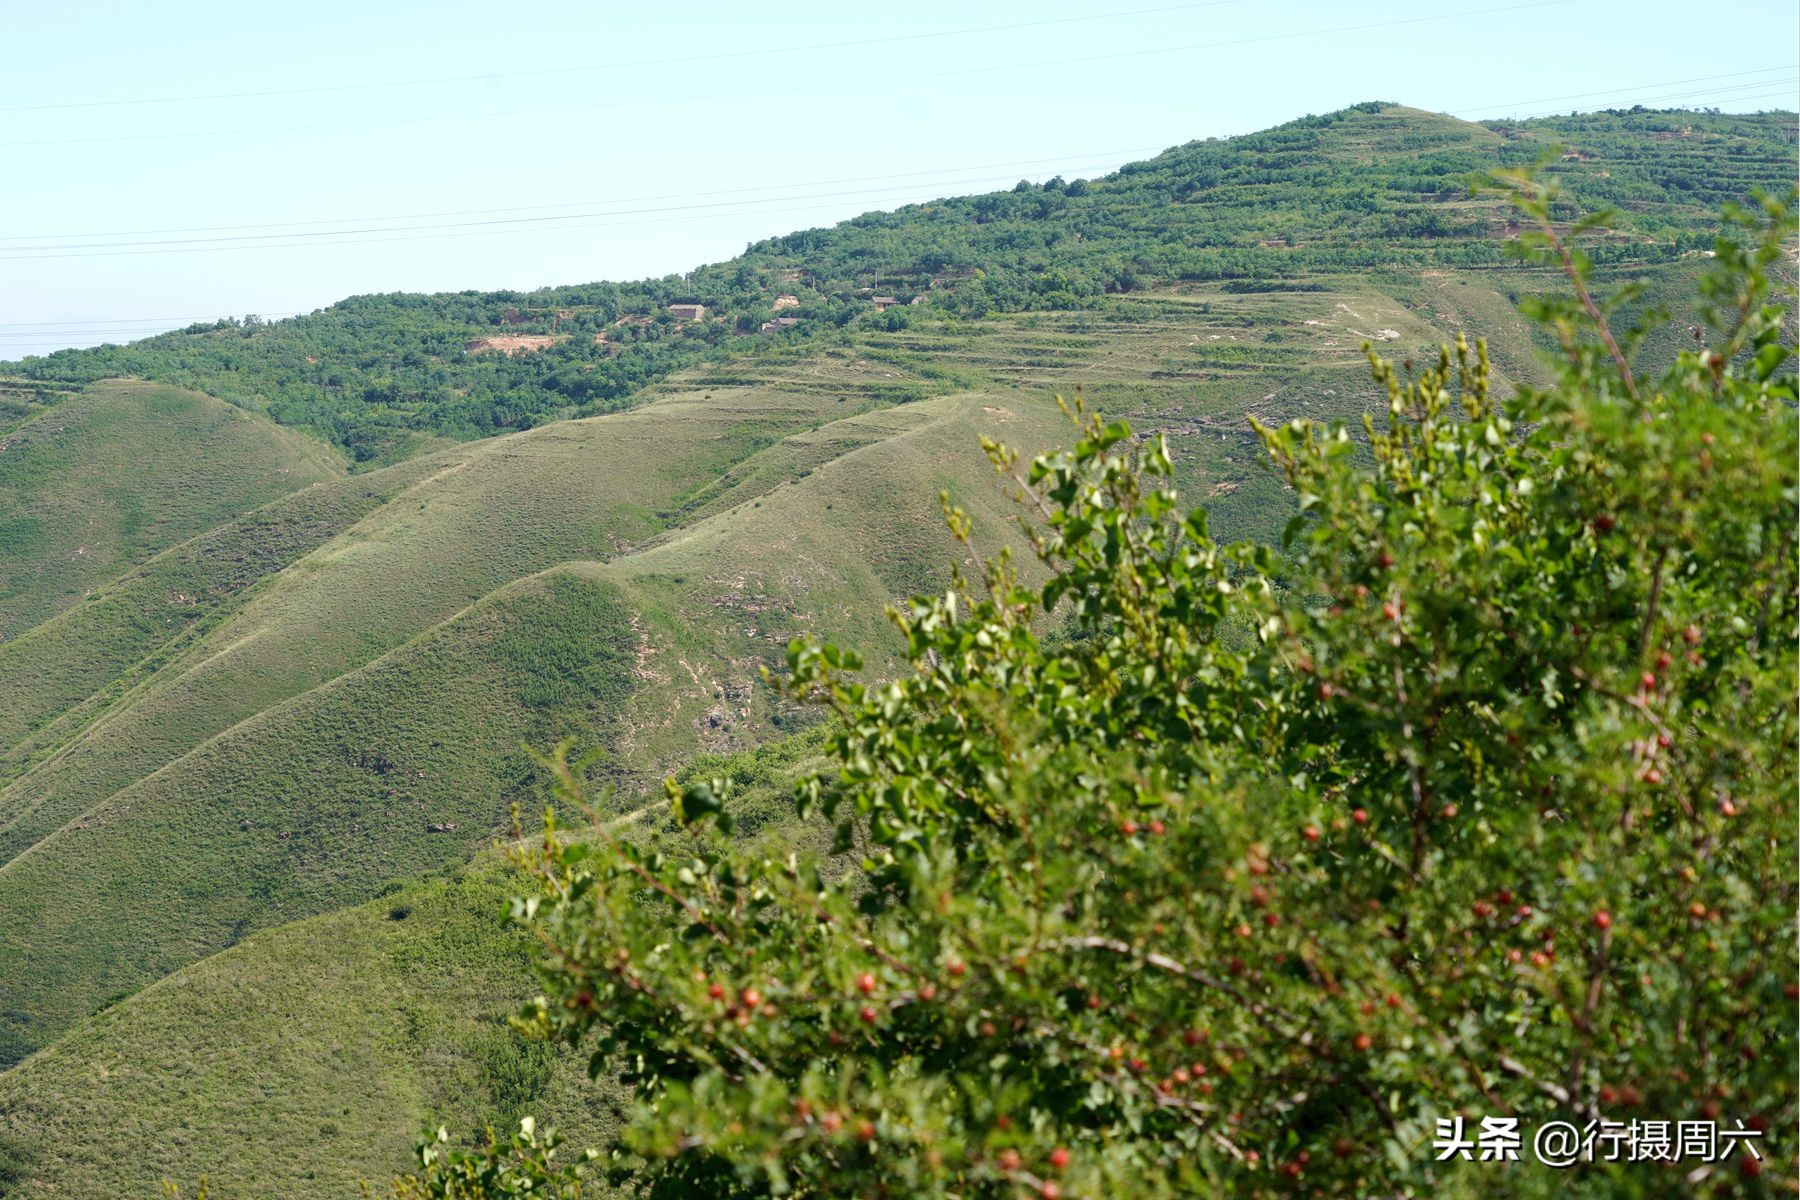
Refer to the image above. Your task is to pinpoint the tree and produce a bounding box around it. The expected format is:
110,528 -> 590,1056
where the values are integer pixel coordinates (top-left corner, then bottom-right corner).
414,186 -> 1797,1197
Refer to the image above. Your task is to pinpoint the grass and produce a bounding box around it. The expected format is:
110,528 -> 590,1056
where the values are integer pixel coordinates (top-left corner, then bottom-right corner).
0,857 -> 618,1196
0,380 -> 343,640
0,734 -> 826,1198
0,455 -> 445,765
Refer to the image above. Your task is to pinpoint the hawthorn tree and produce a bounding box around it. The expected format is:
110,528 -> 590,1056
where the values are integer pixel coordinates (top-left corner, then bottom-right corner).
398,186 -> 1797,1198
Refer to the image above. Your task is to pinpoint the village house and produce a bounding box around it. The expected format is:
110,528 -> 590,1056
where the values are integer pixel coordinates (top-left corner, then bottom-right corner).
759,316 -> 801,334
872,296 -> 899,311
667,303 -> 706,320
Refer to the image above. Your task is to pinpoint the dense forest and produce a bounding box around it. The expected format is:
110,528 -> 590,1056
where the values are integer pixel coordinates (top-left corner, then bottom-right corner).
5,104 -> 1793,464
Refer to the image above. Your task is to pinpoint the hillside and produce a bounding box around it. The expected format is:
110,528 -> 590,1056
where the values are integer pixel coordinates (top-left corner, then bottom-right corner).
0,738 -> 822,1197
0,103 -> 1791,1196
4,105 -> 1791,463
0,380 -> 342,639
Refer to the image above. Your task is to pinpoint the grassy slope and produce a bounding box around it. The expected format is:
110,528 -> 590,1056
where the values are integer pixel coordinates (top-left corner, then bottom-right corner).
0,350 -> 909,864
0,456 -> 445,764
0,349 -> 934,1061
0,740 -> 824,1198
0,380 -> 343,639
0,859 -> 618,1197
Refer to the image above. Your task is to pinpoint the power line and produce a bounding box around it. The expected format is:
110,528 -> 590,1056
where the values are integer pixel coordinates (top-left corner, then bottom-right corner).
0,148 -> 1166,245
0,161 -> 1133,262
3,79 -> 1788,268
0,164 -> 1132,254
1503,81 -> 1798,122
0,313 -> 302,331
0,312 -> 305,331
0,0 -> 1573,150
1450,66 -> 1797,117
0,0 -> 1254,115
0,167 -> 1130,264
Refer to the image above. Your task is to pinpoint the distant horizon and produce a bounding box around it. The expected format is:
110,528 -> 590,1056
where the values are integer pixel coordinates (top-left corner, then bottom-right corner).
4,0 -> 1795,357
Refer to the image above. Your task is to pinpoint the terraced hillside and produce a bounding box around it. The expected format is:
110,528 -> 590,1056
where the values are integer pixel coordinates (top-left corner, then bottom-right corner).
6,105 -> 1790,460
0,103 -> 1790,1196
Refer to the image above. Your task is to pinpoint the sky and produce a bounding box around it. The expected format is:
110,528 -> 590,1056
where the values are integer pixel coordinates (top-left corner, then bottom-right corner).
1,0 -> 1795,359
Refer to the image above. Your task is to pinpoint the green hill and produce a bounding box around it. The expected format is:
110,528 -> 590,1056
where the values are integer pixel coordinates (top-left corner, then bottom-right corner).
0,740 -> 822,1198
0,380 -> 343,640
0,456 -> 450,765
0,103 -> 1790,1195
4,105 -> 1789,462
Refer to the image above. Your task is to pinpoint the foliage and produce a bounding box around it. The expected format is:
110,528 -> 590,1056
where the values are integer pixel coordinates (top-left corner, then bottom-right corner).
389,1120 -> 595,1200
445,185 -> 1794,1197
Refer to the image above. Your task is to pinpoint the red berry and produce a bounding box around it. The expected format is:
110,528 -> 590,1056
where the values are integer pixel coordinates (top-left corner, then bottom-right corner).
708,983 -> 725,1000
1688,902 -> 1706,919
919,983 -> 937,1001
1640,672 -> 1657,691
1683,624 -> 1701,645
857,973 -> 877,995
1655,651 -> 1673,671
1440,803 -> 1458,819
1049,1146 -> 1070,1170
1352,808 -> 1369,824
1593,514 -> 1616,533
740,988 -> 763,1009
948,961 -> 965,977
1182,1029 -> 1204,1046
859,1005 -> 879,1024
1302,825 -> 1321,842
1148,819 -> 1166,835
1385,993 -> 1401,1008
997,1148 -> 1022,1172
820,1110 -> 842,1134
1643,768 -> 1662,785
1593,910 -> 1612,931
855,1119 -> 876,1143
1376,550 -> 1395,568
1352,1032 -> 1373,1052
1086,993 -> 1101,1010
1040,1184 -> 1062,1200
1120,819 -> 1138,835
1382,601 -> 1399,621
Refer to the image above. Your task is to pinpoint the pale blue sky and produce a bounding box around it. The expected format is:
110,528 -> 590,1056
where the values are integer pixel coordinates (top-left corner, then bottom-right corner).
2,0 -> 1794,358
